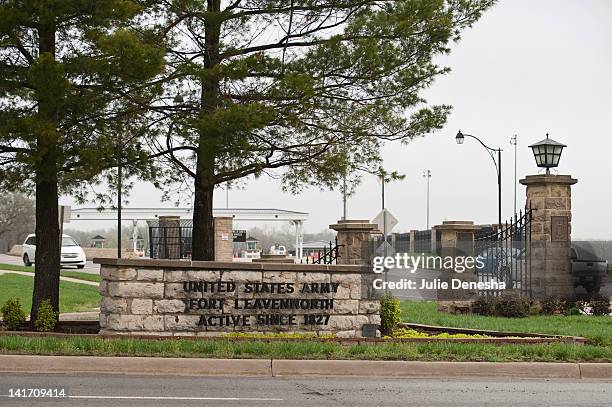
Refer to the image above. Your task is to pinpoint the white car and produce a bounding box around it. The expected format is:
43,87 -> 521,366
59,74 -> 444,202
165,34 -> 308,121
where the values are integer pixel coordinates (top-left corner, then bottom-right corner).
269,244 -> 287,256
22,234 -> 86,269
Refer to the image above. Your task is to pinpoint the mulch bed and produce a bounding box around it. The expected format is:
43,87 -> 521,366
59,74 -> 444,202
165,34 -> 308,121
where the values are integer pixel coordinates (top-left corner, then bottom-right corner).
0,320 -> 586,345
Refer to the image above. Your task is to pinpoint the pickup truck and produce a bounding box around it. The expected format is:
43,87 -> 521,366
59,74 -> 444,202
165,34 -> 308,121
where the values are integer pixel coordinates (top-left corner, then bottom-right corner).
571,244 -> 608,295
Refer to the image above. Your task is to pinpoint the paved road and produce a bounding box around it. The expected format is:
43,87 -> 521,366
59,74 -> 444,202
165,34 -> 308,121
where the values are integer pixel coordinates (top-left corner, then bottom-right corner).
0,373 -> 610,406
0,253 -> 100,275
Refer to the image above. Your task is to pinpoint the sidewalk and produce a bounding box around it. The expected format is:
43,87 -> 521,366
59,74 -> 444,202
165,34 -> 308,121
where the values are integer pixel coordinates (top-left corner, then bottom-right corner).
0,355 -> 610,380
0,269 -> 98,286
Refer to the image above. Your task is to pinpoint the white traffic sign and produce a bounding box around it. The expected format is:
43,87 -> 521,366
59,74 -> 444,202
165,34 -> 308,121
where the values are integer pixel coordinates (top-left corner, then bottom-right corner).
372,208 -> 398,233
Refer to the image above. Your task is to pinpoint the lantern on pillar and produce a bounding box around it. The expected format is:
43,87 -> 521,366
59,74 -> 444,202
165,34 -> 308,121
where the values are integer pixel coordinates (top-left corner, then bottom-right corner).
529,133 -> 566,174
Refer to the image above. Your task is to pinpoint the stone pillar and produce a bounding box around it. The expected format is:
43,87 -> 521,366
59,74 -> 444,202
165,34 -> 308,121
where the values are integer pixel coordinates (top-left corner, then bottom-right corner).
520,174 -> 577,299
434,221 -> 482,308
214,217 -> 233,262
434,221 -> 481,258
329,220 -> 377,265
158,216 -> 181,259
409,230 -> 417,253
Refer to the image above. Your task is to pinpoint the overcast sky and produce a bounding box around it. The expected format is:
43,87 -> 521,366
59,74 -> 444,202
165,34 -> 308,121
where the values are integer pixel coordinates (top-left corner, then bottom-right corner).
64,0 -> 612,239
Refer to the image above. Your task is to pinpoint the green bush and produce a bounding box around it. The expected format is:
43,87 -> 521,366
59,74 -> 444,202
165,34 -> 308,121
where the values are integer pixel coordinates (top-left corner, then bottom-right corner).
0,298 -> 26,331
471,295 -> 530,318
588,295 -> 610,316
472,296 -> 496,316
493,295 -> 530,318
380,293 -> 401,335
540,296 -> 571,315
566,307 -> 581,316
34,299 -> 58,332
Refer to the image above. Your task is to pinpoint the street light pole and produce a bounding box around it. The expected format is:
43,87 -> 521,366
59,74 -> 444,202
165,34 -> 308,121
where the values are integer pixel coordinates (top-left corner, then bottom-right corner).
510,135 -> 517,216
423,170 -> 431,229
456,130 -> 503,226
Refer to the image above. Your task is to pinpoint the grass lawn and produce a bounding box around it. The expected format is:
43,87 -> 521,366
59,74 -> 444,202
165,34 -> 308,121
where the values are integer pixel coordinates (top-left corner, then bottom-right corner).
0,274 -> 99,314
401,301 -> 612,346
0,263 -> 100,283
0,335 -> 610,362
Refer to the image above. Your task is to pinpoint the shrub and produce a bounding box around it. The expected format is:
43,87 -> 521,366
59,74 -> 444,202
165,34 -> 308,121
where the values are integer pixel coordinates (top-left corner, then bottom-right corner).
379,293 -> 401,335
472,296 -> 497,316
588,295 -> 610,316
0,298 -> 26,331
493,295 -> 530,318
34,299 -> 58,332
566,307 -> 581,316
472,295 -> 530,318
540,297 -> 571,315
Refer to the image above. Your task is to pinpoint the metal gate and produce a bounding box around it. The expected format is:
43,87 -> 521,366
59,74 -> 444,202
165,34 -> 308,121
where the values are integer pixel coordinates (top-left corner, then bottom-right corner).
474,205 -> 533,297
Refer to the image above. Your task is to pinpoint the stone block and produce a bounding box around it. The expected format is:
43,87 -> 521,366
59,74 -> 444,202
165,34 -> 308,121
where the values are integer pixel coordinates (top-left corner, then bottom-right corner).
545,197 -> 568,210
221,271 -> 262,282
298,272 -> 330,284
154,299 -> 187,313
335,330 -> 356,338
333,300 -> 359,314
185,270 -> 221,281
164,270 -> 186,282
99,313 -> 108,328
359,300 -> 380,314
164,315 -> 201,331
101,266 -> 137,281
106,315 -> 164,331
100,297 -> 128,314
262,271 -> 297,282
131,299 -> 153,314
107,282 -> 164,299
137,269 -> 164,281
332,273 -> 361,299
328,316 -> 354,330
368,314 -> 381,325
98,280 -> 108,295
351,315 -> 369,329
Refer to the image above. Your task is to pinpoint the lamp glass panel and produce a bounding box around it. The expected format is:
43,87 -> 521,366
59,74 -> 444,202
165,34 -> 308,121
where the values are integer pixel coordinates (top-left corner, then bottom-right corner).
545,145 -> 555,165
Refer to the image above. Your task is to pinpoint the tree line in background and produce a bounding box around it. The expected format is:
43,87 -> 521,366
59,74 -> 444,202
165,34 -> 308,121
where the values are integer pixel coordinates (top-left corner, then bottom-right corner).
0,193 -> 35,253
0,0 -> 496,319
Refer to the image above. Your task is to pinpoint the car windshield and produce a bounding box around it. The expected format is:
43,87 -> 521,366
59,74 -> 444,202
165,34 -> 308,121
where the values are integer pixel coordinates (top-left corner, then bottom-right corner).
62,237 -> 78,247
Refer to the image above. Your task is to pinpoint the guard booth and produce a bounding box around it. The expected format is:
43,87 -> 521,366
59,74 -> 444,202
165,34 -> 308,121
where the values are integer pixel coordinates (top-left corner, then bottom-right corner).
71,207 -> 308,262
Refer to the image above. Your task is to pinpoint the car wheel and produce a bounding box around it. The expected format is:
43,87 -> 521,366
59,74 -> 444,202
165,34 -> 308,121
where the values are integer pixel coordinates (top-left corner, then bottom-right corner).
77,265 -> 85,269
23,254 -> 32,267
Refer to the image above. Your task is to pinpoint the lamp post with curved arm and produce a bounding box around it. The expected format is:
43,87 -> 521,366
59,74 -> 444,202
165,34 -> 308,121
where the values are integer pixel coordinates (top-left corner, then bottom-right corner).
456,130 -> 502,227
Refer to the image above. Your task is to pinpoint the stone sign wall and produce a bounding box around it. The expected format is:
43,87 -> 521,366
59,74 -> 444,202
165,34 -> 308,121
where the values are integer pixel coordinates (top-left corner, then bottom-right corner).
96,259 -> 380,338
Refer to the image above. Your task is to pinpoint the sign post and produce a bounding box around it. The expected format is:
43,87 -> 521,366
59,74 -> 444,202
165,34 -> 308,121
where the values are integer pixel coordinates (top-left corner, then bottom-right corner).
58,205 -> 71,249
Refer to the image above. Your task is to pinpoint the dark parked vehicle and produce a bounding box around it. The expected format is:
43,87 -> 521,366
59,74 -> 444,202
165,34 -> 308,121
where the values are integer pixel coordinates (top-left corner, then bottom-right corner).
570,244 -> 608,295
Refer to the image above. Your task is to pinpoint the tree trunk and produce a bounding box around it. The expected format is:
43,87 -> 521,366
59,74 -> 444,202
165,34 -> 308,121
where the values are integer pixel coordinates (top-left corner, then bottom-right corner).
191,0 -> 221,261
31,170 -> 60,321
30,19 -> 61,322
191,159 -> 215,260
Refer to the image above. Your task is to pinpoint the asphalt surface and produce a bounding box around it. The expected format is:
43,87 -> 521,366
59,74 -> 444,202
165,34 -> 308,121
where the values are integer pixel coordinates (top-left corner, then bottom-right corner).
0,373 -> 610,406
0,253 -> 100,275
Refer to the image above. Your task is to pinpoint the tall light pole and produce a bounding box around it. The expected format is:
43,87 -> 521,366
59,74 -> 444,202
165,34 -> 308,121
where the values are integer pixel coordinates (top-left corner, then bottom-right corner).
456,130 -> 503,226
509,135 -> 517,215
423,170 -> 431,229
225,182 -> 229,209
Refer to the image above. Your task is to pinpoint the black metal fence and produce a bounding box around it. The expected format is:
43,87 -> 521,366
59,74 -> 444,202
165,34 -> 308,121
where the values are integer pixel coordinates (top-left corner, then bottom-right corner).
148,226 -> 192,259
303,238 -> 343,264
474,205 -> 533,297
394,233 -> 410,253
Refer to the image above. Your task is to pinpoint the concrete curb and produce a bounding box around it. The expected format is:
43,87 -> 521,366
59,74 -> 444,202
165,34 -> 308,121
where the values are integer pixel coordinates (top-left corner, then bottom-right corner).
0,355 -> 610,379
0,355 -> 272,377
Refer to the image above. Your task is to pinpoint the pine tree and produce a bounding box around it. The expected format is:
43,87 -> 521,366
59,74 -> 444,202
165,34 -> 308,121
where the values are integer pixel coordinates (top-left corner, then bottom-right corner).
0,0 -> 164,320
152,0 -> 495,260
